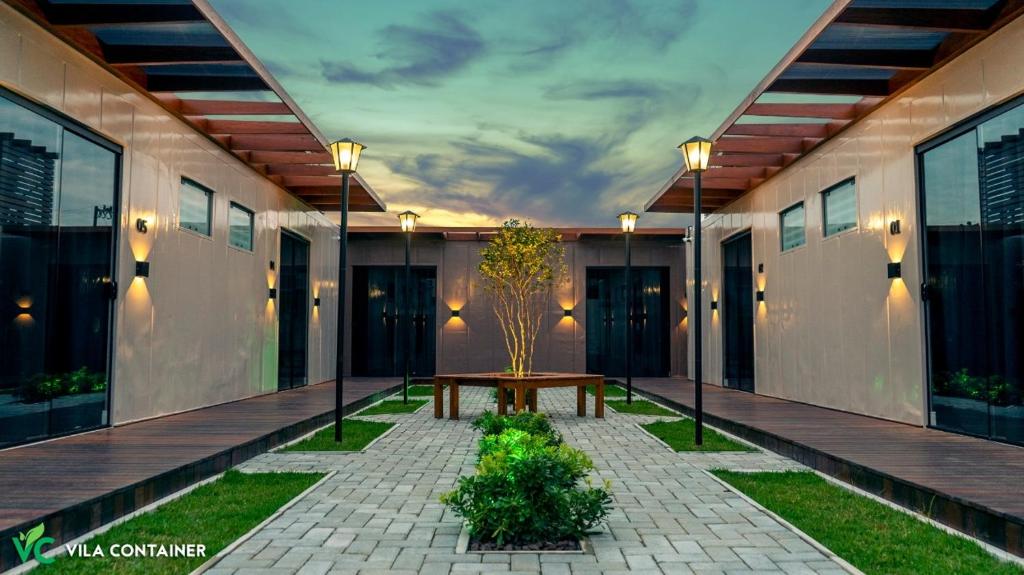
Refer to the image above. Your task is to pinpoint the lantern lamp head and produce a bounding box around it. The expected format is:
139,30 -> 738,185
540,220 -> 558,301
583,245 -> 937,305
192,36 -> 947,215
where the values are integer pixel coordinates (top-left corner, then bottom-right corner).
678,136 -> 713,173
328,138 -> 365,173
618,211 -> 638,234
398,210 -> 420,233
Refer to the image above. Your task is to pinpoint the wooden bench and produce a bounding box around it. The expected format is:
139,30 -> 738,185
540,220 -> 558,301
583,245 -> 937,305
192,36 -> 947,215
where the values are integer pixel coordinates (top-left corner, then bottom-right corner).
433,373 -> 604,420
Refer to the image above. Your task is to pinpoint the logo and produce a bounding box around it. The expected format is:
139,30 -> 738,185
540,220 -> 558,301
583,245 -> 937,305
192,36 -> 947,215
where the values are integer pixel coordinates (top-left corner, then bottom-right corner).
12,523 -> 54,565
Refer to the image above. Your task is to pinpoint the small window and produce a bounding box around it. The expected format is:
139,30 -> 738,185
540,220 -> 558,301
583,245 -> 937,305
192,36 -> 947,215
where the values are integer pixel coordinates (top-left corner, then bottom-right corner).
780,202 -> 805,251
229,202 -> 254,251
179,178 -> 212,236
822,178 -> 857,237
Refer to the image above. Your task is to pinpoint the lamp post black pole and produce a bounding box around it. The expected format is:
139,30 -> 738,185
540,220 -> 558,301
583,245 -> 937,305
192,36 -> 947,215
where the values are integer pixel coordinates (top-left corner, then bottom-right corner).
334,172 -> 350,442
625,231 -> 633,404
692,170 -> 703,446
403,230 -> 411,404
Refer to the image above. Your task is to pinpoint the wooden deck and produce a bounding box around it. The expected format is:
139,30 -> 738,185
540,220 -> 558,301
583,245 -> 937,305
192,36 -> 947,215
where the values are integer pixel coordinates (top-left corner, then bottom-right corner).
630,377 -> 1024,557
0,378 -> 400,571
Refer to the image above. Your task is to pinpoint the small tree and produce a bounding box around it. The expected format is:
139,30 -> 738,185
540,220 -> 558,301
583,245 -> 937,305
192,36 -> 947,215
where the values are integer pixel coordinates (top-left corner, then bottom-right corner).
478,220 -> 566,377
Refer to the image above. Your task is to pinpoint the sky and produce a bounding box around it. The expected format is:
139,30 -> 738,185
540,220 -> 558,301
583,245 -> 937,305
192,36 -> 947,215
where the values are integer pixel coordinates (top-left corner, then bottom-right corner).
209,0 -> 832,228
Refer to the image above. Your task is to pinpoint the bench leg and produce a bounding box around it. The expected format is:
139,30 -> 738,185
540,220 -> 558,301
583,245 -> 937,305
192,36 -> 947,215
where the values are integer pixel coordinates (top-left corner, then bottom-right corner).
434,380 -> 443,419
497,384 -> 507,414
529,388 -> 538,412
514,386 -> 526,413
595,379 -> 605,418
577,385 -> 586,417
450,383 -> 460,421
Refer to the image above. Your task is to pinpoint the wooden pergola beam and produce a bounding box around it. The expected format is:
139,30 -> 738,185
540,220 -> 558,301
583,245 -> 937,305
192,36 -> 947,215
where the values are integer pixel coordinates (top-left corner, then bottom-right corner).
797,48 -> 934,70
745,103 -> 857,119
724,123 -> 829,138
228,134 -> 321,152
248,151 -> 333,164
176,99 -> 293,116
265,164 -> 336,176
767,78 -> 891,96
714,137 -> 807,154
205,120 -> 308,135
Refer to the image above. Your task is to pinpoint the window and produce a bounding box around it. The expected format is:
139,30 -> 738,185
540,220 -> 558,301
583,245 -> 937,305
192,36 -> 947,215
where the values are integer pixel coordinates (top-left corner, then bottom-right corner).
179,178 -> 212,236
229,202 -> 254,251
822,178 -> 857,236
779,203 -> 805,251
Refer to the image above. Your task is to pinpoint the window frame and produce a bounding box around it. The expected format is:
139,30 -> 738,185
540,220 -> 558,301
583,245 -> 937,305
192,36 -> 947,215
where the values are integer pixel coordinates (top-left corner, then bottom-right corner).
821,177 -> 858,238
178,177 -> 214,237
779,201 -> 806,252
228,201 -> 255,252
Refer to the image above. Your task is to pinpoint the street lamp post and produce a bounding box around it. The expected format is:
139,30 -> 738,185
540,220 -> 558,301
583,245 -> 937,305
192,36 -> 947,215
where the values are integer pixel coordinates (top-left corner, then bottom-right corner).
618,211 -> 638,404
398,210 -> 419,405
329,138 -> 365,442
678,136 -> 712,446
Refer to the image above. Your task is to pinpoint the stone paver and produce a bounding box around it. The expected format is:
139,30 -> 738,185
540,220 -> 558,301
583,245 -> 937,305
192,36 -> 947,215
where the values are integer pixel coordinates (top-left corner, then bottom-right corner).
216,388 -> 850,574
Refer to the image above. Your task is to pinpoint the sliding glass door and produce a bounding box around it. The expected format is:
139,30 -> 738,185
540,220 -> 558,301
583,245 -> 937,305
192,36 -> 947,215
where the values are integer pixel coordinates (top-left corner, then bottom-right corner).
585,267 -> 670,377
351,266 -> 436,377
0,90 -> 119,448
920,97 -> 1024,446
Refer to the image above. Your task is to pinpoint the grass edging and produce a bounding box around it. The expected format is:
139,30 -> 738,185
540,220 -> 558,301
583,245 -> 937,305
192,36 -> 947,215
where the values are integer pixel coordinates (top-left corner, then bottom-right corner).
807,469 -> 1024,568
193,471 -> 335,574
604,399 -> 681,417
279,420 -> 397,452
359,398 -> 429,416
701,469 -> 863,575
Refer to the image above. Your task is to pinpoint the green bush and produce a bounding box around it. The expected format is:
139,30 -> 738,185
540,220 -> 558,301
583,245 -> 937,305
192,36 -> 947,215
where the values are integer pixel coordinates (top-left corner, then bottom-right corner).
442,427 -> 611,546
472,410 -> 562,445
17,367 -> 107,403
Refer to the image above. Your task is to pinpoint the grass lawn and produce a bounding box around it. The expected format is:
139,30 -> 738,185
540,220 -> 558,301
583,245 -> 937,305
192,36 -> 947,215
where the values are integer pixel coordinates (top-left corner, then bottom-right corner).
713,471 -> 1023,575
642,419 -> 754,452
281,419 -> 393,452
35,470 -> 322,575
606,399 -> 678,416
407,384 -> 442,397
585,383 -> 627,397
358,399 -> 428,415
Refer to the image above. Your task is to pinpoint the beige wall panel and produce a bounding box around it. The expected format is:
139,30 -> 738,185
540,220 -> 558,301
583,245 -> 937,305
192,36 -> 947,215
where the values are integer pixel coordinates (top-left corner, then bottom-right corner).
63,64 -> 101,129
19,36 -> 63,110
0,18 -> 18,86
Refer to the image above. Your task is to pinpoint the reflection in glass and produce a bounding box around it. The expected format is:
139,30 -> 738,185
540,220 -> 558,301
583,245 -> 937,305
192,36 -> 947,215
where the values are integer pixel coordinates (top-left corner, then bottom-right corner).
352,266 -> 437,377
586,267 -> 670,377
780,203 -> 806,251
922,101 -> 1023,445
179,178 -> 212,236
0,92 -> 117,448
823,179 -> 857,237
229,202 -> 253,251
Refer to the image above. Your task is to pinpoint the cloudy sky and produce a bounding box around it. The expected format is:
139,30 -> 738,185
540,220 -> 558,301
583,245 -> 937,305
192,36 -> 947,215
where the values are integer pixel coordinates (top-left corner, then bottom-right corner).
210,0 -> 830,227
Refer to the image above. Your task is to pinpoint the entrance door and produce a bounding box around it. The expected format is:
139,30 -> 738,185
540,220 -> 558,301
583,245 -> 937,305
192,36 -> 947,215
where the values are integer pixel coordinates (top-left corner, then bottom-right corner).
352,266 -> 436,377
278,230 -> 309,391
920,98 -> 1024,446
585,267 -> 670,377
722,232 -> 755,392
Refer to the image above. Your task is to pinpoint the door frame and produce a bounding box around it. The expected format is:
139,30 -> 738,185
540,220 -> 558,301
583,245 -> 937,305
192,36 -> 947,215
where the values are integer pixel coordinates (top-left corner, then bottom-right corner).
720,229 -> 755,392
278,228 -> 310,390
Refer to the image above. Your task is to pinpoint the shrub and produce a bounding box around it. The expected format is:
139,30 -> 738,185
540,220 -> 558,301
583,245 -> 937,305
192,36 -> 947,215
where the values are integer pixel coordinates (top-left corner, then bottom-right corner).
472,410 -> 562,445
442,428 -> 612,546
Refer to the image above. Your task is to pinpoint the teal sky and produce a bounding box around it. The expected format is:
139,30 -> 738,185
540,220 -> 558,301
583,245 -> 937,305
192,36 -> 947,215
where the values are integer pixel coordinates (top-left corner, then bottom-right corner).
210,0 -> 831,227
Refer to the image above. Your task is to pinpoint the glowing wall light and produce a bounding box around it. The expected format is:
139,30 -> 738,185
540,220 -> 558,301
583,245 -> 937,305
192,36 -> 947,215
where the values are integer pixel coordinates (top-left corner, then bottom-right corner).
135,261 -> 150,278
887,262 -> 902,279
451,308 -> 460,318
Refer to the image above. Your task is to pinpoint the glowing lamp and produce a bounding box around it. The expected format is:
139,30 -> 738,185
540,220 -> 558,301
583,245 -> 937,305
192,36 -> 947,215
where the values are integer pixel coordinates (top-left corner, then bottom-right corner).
678,136 -> 712,173
398,210 -> 420,233
618,211 -> 638,234
329,138 -> 365,173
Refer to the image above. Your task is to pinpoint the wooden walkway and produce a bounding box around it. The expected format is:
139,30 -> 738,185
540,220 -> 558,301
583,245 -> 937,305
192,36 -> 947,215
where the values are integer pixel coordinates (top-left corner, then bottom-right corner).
0,378 -> 399,571
631,377 -> 1024,557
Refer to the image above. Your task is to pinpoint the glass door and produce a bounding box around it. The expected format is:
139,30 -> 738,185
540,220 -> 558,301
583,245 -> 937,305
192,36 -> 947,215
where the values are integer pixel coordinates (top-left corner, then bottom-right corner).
0,90 -> 118,448
352,266 -> 436,377
722,231 -> 755,392
277,230 -> 309,391
920,98 -> 1024,446
585,267 -> 670,377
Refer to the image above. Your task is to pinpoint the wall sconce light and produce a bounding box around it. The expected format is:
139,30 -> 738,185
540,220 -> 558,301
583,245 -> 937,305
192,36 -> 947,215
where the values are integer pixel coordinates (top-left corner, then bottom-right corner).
756,290 -> 765,302
135,261 -> 150,277
268,287 -> 277,299
313,297 -> 321,307
887,262 -> 902,279
710,300 -> 718,310
758,263 -> 764,273
563,308 -> 573,317
269,260 -> 275,271
451,309 -> 460,318
889,220 -> 902,235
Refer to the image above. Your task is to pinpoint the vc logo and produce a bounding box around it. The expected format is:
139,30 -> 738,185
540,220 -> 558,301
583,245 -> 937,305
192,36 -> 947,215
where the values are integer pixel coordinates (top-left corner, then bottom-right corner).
12,523 -> 54,565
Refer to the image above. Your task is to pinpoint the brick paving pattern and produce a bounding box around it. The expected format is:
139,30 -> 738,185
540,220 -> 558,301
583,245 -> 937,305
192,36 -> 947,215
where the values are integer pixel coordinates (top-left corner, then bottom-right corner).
212,388 -> 850,574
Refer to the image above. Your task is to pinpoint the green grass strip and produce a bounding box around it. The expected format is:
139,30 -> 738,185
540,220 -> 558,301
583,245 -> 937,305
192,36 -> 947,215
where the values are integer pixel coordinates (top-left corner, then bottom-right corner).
642,419 -> 754,452
282,419 -> 393,452
359,399 -> 428,415
585,384 -> 627,397
713,471 -> 1023,575
35,470 -> 322,575
407,385 -> 443,397
606,400 -> 678,416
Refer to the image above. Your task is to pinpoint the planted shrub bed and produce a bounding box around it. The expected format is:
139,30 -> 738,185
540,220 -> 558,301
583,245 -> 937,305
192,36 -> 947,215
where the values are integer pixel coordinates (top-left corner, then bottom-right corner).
441,411 -> 611,552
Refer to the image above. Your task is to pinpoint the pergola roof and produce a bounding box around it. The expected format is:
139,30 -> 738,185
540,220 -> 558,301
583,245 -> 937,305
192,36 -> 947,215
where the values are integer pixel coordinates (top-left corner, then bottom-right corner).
646,0 -> 1024,214
5,0 -> 385,213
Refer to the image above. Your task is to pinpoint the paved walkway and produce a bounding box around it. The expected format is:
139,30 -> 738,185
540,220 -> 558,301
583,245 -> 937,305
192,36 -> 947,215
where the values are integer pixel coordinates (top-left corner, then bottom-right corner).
219,389 -> 849,575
